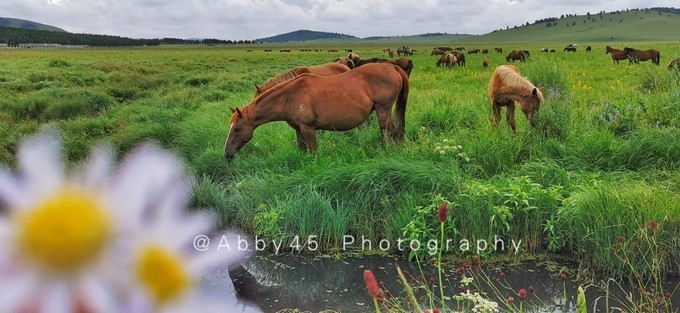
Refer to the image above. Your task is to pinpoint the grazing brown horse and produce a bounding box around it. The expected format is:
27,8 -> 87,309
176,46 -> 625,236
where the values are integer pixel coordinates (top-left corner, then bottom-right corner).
454,52 -> 466,66
623,47 -> 660,65
488,65 -> 544,133
348,52 -> 361,65
564,46 -> 577,52
224,63 -> 410,159
505,50 -> 526,62
431,49 -> 445,56
668,58 -> 680,70
254,63 -> 350,97
342,54 -> 414,77
389,58 -> 414,77
495,47 -> 503,53
586,46 -> 592,52
482,56 -> 489,68
436,54 -> 457,67
605,46 -> 630,64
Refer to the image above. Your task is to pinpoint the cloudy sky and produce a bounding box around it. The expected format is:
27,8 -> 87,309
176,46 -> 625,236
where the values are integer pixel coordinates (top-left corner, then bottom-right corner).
1,0 -> 678,40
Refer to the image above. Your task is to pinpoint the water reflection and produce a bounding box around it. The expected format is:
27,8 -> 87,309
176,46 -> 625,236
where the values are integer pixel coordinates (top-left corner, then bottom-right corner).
214,253 -> 679,312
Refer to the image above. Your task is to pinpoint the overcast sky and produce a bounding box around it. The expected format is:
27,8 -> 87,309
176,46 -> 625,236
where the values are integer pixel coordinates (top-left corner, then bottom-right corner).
1,0 -> 678,40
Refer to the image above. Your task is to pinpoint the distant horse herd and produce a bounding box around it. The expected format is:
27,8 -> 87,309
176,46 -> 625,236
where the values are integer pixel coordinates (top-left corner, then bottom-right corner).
224,44 -> 673,159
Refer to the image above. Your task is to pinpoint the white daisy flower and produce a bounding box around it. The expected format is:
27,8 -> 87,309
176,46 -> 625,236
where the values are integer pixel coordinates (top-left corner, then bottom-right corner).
0,131 -> 120,313
0,131 -> 249,313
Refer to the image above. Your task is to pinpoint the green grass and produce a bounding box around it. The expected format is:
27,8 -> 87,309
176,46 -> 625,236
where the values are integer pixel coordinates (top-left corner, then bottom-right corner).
1,43 -> 679,277
466,9 -> 680,43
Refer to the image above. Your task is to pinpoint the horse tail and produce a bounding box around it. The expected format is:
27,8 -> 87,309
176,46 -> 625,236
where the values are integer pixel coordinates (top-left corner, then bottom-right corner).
656,50 -> 661,65
392,65 -> 409,142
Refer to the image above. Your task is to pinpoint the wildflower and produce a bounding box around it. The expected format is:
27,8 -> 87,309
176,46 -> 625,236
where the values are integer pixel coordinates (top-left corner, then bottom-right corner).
560,273 -> 567,281
617,235 -> 624,243
0,131 -> 248,312
463,262 -> 471,269
0,132 -> 120,312
635,273 -> 641,281
429,277 -> 436,284
611,247 -> 617,253
649,220 -> 657,230
518,288 -> 527,300
528,286 -> 535,294
364,270 -> 380,298
437,202 -> 448,223
499,272 -> 506,280
507,296 -> 515,303
472,255 -> 480,264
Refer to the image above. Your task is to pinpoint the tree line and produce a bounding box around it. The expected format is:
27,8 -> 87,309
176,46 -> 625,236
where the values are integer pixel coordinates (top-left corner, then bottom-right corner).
0,27 -> 256,47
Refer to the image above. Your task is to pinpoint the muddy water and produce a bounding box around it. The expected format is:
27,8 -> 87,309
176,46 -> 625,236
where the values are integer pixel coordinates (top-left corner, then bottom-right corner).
205,253 -> 679,312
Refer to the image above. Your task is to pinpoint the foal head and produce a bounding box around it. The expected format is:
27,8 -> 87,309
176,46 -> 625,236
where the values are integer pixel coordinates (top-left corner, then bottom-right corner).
224,107 -> 255,160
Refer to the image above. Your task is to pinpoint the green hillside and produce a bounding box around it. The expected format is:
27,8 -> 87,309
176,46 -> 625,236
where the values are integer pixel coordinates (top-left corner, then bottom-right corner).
256,30 -> 359,43
0,17 -> 66,32
363,33 -> 474,44
465,8 -> 680,43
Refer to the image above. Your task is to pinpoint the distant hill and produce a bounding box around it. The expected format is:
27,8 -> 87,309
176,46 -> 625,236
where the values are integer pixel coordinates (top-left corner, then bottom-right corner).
464,8 -> 680,43
363,33 -> 474,44
256,30 -> 359,43
0,17 -> 66,32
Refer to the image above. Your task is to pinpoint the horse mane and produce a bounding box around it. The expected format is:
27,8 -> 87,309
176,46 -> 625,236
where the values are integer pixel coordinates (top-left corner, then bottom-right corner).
491,65 -> 543,101
256,67 -> 309,94
253,72 -> 316,105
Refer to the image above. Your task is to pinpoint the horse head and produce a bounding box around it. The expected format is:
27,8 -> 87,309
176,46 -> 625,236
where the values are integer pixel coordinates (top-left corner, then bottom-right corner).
224,107 -> 255,160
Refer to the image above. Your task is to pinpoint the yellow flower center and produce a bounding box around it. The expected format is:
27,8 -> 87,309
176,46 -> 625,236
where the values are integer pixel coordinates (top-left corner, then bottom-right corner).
16,189 -> 110,274
135,246 -> 190,305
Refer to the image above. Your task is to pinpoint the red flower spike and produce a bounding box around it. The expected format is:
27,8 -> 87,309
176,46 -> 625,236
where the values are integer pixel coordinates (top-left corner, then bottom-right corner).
403,270 -> 411,276
519,288 -> 527,300
507,296 -> 515,303
499,272 -> 506,279
429,277 -> 436,284
635,273 -> 641,281
433,309 -> 440,313
473,255 -> 481,264
437,202 -> 448,223
560,273 -> 567,281
617,235 -> 624,243
611,247 -> 617,253
363,270 -> 380,298
528,286 -> 535,294
649,220 -> 657,230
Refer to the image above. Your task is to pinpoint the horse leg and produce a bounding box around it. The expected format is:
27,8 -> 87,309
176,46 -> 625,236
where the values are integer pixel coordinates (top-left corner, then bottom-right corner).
295,127 -> 308,151
491,102 -> 502,129
375,107 -> 394,142
298,125 -> 318,153
506,102 -> 517,134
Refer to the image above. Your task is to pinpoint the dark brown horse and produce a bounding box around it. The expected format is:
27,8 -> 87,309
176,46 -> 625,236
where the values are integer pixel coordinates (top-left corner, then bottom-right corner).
623,47 -> 660,65
505,50 -> 526,62
564,47 -> 577,52
605,46 -> 630,64
254,63 -> 350,97
668,58 -> 680,70
488,65 -> 544,133
453,52 -> 466,66
224,63 -> 409,159
342,54 -> 413,77
334,57 -> 355,69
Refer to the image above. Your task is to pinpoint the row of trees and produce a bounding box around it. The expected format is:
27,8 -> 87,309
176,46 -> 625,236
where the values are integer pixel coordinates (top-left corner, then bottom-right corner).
0,27 -> 257,47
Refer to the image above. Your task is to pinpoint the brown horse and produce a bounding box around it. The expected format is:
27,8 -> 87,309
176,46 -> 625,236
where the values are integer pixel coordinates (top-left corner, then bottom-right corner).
505,50 -> 526,62
668,58 -> 680,70
623,47 -> 660,65
431,49 -> 445,56
605,46 -> 630,64
488,65 -> 544,133
436,54 -> 457,67
482,56 -> 489,68
224,63 -> 410,159
254,63 -> 350,97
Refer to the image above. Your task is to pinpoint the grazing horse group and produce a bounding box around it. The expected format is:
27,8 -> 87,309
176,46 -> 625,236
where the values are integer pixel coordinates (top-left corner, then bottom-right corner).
506,50 -> 527,62
606,46 -> 661,65
224,63 -> 409,159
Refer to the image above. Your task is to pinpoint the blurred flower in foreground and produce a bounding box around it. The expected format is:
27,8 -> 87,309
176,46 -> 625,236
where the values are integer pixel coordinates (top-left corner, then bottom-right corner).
0,131 -> 247,313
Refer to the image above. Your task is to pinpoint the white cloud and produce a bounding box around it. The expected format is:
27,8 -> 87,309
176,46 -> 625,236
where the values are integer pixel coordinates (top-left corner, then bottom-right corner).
0,0 -> 677,39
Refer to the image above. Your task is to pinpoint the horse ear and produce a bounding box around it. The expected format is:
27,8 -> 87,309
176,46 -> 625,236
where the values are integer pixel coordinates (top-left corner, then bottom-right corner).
254,84 -> 262,93
230,107 -> 236,113
532,88 -> 538,96
235,108 -> 242,117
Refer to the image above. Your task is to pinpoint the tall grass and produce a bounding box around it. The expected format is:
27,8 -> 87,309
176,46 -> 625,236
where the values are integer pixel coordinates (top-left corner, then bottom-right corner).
1,44 -> 679,276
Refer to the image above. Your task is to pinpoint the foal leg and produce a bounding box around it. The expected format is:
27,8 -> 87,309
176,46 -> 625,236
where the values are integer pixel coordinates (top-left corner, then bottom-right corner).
491,102 -> 502,129
506,102 -> 517,134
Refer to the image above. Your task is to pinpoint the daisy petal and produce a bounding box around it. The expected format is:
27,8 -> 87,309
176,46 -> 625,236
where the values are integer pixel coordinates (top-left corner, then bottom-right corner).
41,282 -> 72,313
80,145 -> 114,188
81,276 -> 117,313
0,167 -> 28,209
18,131 -> 63,199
